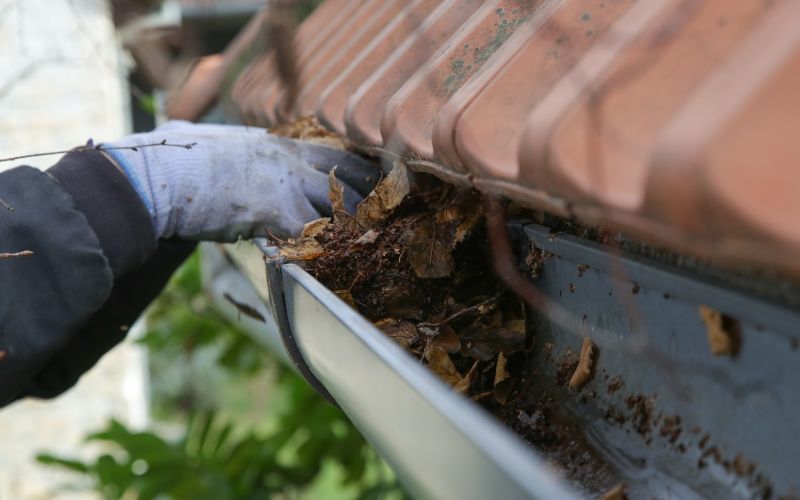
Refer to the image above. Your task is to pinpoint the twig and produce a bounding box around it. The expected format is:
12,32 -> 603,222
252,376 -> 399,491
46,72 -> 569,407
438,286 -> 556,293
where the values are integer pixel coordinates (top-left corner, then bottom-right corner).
0,197 -> 13,211
0,250 -> 33,260
347,270 -> 364,292
0,140 -> 198,163
265,229 -> 290,245
418,293 -> 502,329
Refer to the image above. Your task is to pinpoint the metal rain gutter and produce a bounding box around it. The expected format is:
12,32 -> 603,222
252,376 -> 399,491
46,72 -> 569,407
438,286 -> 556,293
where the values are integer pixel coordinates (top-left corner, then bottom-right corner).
280,262 -> 578,500
203,240 -> 580,499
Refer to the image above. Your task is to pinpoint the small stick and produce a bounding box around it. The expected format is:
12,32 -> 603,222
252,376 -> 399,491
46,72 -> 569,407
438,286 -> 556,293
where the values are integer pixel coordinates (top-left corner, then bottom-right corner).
0,141 -> 198,163
0,250 -> 33,260
0,197 -> 13,211
418,293 -> 502,328
265,229 -> 290,245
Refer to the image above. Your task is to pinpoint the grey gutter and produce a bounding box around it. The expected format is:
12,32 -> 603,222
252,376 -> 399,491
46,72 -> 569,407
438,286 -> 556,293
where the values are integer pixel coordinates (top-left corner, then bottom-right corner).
281,262 -> 579,500
201,240 -> 580,499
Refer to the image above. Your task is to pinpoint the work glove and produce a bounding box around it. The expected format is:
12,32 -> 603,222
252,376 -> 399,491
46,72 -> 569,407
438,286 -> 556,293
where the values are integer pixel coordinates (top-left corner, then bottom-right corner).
104,120 -> 378,241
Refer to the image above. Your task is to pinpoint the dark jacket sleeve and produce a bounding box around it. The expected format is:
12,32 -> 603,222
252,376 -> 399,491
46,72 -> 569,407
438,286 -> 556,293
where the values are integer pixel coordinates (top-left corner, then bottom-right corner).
0,150 -> 192,406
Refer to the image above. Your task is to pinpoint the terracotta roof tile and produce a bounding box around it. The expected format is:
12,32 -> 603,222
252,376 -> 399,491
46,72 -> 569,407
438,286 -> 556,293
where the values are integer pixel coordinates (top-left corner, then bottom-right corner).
214,0 -> 800,273
233,0 -> 359,125
316,0 -> 444,136
520,0 -> 774,211
382,0 -> 542,162
345,0 -> 483,147
267,0 -> 387,123
643,0 -> 800,270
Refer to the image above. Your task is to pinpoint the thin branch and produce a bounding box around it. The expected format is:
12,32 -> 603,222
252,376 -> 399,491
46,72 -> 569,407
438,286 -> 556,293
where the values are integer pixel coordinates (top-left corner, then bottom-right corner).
0,250 -> 33,260
0,140 -> 198,163
418,293 -> 503,329
0,197 -> 13,212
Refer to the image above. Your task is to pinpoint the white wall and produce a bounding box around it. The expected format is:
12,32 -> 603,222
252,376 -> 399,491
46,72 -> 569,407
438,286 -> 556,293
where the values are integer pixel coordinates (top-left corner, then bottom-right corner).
0,1 -> 148,498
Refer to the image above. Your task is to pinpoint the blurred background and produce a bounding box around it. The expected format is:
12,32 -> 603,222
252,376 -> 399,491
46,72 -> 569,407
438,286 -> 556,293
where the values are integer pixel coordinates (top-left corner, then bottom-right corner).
0,1 -> 402,498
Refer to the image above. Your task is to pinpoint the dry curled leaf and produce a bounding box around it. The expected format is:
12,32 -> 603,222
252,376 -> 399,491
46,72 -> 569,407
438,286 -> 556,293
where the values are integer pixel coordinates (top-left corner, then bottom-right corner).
301,217 -> 331,238
494,352 -> 513,405
270,116 -> 348,150
328,167 -> 346,215
355,160 -> 411,228
699,305 -> 741,357
376,318 -> 418,348
430,324 -> 461,353
454,360 -> 479,395
436,190 -> 483,247
424,345 -> 464,387
278,237 -> 324,260
568,337 -> 596,390
328,168 -> 361,233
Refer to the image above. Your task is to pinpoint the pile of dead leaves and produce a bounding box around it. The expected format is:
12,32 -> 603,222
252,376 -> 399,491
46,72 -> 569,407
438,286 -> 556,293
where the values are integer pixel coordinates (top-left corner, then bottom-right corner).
274,161 -> 531,405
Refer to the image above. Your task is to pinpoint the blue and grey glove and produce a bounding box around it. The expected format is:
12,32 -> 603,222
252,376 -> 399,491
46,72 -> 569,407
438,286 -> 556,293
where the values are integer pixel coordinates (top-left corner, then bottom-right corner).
104,121 -> 377,241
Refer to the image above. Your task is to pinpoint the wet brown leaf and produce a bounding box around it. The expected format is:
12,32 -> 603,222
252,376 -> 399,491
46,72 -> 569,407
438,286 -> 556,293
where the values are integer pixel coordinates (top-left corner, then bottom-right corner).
279,237 -> 324,260
494,352 -> 513,405
430,324 -> 461,353
404,216 -> 454,278
424,345 -> 463,387
301,217 -> 331,238
376,318 -> 418,348
355,160 -> 411,228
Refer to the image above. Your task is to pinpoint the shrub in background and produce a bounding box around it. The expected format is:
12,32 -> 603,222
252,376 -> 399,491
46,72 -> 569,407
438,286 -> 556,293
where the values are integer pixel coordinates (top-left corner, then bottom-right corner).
38,252 -> 405,499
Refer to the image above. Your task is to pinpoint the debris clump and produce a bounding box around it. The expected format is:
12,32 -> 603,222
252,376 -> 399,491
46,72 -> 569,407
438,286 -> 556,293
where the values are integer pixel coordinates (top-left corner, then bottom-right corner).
275,162 -> 529,404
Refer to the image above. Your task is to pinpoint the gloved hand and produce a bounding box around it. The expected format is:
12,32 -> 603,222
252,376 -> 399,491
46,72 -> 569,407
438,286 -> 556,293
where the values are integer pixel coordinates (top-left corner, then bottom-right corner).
103,121 -> 378,241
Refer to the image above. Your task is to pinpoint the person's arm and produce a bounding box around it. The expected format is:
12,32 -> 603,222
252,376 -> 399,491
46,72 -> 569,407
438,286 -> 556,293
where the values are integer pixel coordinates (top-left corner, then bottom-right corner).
0,150 -> 158,406
0,121 -> 377,406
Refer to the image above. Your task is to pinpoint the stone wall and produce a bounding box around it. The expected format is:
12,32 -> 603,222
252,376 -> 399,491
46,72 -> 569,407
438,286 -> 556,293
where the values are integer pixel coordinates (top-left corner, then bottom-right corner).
0,1 -> 148,498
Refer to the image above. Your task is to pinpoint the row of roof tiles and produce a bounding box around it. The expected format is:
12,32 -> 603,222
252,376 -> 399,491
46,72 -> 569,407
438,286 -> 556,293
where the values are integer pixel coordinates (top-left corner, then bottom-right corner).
174,0 -> 800,275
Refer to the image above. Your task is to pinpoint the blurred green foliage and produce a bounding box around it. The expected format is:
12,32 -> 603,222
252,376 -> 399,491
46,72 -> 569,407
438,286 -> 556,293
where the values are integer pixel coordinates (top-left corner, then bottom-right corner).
37,251 -> 406,499
137,93 -> 157,117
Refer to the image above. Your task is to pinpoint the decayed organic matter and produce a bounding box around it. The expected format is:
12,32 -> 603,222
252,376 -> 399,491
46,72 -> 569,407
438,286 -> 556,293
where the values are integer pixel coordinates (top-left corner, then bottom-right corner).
276,162 -> 530,405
